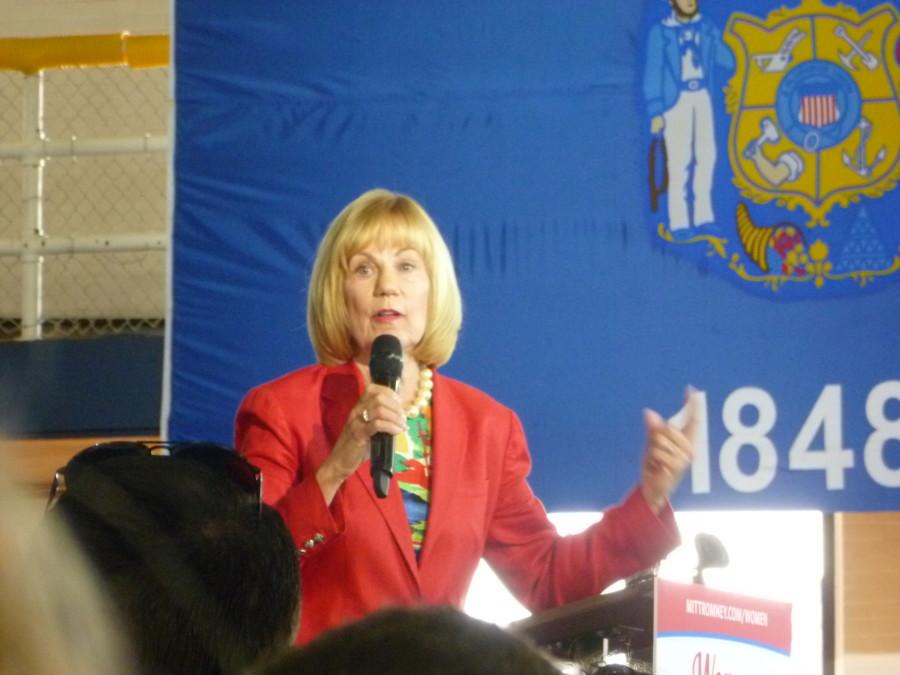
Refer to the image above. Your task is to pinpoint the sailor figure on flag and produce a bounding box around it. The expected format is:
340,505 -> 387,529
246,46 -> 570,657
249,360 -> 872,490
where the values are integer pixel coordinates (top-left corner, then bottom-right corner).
642,0 -> 735,240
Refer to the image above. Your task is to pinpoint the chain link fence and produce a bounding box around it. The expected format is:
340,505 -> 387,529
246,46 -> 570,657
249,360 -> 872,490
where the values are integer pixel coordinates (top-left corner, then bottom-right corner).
0,71 -> 24,337
0,63 -> 169,340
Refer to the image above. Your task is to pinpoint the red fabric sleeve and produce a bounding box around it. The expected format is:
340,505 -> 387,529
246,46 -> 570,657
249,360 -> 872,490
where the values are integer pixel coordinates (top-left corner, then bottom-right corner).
483,410 -> 680,611
234,386 -> 345,559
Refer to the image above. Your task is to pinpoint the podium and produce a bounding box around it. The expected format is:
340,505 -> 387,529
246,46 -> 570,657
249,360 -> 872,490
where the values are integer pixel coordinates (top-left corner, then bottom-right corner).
510,577 -> 792,674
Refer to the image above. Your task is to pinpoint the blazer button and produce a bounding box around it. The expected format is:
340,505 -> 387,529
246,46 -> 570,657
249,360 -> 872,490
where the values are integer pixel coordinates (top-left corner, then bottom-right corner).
314,533 -> 325,543
304,539 -> 315,549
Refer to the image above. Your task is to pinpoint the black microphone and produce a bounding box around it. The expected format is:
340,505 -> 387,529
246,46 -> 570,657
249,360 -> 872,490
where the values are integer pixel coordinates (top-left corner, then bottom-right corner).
369,334 -> 403,498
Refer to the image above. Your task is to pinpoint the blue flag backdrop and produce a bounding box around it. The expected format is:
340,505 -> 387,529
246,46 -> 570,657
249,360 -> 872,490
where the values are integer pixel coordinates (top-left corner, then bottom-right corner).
169,0 -> 900,512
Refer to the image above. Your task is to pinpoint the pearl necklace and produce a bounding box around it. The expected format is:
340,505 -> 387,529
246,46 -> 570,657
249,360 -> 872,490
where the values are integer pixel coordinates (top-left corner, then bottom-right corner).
406,366 -> 433,418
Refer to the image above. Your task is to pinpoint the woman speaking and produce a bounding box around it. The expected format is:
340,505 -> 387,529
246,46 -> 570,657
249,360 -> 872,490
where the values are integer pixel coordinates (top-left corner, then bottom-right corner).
235,188 -> 696,644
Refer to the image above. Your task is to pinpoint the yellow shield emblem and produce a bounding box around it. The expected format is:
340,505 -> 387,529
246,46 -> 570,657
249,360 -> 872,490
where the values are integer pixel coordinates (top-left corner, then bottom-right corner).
725,0 -> 900,227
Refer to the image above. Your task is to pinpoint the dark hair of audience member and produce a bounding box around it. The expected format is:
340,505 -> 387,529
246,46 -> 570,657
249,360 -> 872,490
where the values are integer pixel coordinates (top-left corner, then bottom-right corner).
256,606 -> 560,675
0,465 -> 134,675
49,451 -> 300,675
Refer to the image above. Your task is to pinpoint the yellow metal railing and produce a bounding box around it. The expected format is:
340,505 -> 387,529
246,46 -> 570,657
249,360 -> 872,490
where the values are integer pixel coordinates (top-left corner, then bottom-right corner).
0,33 -> 168,74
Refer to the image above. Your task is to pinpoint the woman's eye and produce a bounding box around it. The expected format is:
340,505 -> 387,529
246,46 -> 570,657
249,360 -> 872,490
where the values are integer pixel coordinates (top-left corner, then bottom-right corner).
399,261 -> 417,272
352,263 -> 373,276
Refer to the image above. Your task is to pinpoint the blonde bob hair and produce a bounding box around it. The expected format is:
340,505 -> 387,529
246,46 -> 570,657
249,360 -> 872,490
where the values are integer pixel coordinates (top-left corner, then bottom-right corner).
307,189 -> 462,366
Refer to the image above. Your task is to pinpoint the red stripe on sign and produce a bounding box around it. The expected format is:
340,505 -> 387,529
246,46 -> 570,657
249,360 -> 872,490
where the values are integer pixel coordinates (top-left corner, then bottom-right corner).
656,579 -> 792,653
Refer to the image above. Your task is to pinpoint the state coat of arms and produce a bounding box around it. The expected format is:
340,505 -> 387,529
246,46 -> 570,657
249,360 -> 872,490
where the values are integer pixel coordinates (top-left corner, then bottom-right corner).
641,0 -> 900,298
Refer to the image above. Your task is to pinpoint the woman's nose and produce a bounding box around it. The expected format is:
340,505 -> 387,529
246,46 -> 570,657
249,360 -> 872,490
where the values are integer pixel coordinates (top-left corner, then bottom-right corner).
375,268 -> 399,296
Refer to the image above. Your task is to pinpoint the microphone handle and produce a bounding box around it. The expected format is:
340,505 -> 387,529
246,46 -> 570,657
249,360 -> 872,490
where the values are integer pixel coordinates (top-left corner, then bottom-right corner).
369,374 -> 400,499
371,433 -> 393,498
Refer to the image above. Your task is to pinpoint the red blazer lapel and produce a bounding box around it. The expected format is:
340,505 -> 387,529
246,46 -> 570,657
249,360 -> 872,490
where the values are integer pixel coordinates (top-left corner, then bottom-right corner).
355,471 -> 420,583
418,372 -> 464,568
321,362 -> 421,586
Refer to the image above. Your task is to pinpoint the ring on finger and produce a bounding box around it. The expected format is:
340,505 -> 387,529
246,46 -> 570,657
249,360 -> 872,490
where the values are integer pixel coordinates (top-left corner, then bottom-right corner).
362,408 -> 370,423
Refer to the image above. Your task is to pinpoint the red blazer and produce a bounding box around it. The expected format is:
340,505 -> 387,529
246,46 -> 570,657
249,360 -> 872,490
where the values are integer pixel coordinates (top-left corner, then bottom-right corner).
235,362 -> 680,644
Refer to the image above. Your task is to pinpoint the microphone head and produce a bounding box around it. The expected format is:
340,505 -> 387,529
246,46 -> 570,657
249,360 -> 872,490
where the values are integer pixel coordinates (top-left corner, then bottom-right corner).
369,334 -> 403,385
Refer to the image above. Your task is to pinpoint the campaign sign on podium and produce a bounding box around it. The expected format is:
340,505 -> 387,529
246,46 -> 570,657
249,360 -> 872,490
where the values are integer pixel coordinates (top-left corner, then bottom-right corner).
655,579 -> 792,674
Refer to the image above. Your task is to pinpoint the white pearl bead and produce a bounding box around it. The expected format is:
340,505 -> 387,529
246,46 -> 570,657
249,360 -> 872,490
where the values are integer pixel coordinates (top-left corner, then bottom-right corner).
406,366 -> 433,418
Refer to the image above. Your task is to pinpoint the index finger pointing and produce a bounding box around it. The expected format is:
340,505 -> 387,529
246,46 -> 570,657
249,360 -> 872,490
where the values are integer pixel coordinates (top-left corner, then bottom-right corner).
680,386 -> 700,442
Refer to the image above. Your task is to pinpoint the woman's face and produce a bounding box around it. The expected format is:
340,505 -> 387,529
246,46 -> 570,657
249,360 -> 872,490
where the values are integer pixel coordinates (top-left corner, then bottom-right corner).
344,242 -> 430,361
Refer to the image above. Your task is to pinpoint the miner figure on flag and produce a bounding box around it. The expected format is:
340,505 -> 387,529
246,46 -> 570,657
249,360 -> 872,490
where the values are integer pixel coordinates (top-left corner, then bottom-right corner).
643,0 -> 735,241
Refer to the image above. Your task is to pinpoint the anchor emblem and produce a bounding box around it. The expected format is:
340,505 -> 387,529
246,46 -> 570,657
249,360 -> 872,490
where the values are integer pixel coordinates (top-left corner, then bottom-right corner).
834,24 -> 879,71
842,118 -> 886,177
